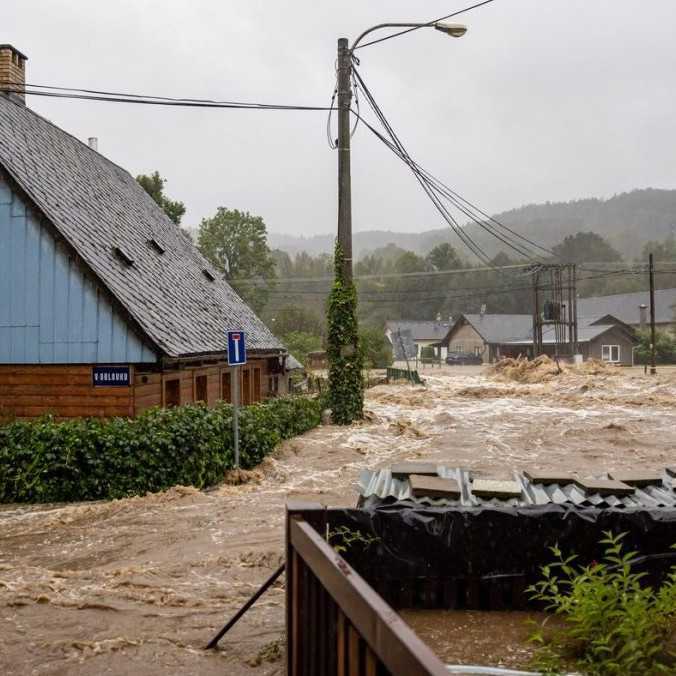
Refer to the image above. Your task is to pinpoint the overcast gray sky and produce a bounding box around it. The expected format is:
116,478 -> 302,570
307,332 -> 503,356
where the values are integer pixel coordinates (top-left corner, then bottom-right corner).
5,1 -> 676,237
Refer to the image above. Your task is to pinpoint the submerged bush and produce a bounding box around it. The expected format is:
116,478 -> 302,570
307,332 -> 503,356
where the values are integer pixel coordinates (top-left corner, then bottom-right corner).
528,531 -> 676,675
0,396 -> 321,503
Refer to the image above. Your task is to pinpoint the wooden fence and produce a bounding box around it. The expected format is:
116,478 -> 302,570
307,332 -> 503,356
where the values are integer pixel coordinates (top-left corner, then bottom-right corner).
286,502 -> 449,676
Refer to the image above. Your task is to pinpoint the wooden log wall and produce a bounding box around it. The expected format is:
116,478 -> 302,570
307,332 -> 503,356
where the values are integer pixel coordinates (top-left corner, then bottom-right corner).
0,357 -> 277,420
0,365 -> 133,419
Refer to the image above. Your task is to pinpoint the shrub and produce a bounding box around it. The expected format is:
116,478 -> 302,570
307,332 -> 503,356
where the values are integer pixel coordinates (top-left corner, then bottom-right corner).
0,396 -> 321,504
635,328 -> 676,365
528,532 -> 676,675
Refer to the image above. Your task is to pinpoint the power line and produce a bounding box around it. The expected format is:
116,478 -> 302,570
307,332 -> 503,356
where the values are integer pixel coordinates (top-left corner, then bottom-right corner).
2,83 -> 333,112
351,67 -> 555,263
355,0 -> 499,50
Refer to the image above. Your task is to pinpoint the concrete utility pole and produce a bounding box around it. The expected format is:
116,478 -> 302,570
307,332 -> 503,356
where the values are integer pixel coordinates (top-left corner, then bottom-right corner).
649,252 -> 657,375
336,37 -> 353,282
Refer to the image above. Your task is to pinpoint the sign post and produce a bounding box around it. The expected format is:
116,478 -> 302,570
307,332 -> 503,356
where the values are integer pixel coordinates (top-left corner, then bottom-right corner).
227,331 -> 247,469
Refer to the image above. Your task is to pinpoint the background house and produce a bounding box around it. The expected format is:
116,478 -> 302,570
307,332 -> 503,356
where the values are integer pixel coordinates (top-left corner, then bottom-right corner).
0,45 -> 289,419
577,288 -> 676,333
500,323 -> 637,366
439,311 -> 638,365
439,314 -> 533,363
385,319 -> 452,360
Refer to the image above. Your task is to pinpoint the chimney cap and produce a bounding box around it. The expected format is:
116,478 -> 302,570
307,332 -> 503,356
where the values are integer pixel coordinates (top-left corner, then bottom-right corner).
0,45 -> 28,61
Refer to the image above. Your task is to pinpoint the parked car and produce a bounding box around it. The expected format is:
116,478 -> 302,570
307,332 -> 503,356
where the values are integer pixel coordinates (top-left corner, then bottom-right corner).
445,351 -> 483,365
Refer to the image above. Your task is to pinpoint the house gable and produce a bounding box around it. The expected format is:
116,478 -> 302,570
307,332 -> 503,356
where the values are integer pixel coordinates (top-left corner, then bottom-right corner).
0,179 -> 157,364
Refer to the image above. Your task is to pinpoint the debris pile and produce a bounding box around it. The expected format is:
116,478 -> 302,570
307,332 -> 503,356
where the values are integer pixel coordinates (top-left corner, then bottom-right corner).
490,355 -> 616,384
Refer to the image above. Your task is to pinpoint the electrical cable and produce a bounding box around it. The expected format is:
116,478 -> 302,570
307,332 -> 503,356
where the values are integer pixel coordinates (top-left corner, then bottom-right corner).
352,67 -> 554,263
2,83 -> 334,112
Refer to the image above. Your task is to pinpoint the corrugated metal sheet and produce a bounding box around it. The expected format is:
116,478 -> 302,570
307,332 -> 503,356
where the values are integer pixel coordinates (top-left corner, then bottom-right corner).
0,183 -> 156,364
358,466 -> 676,509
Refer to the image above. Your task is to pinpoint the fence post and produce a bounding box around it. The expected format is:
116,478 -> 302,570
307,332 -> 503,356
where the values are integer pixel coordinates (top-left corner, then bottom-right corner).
286,502 -> 327,676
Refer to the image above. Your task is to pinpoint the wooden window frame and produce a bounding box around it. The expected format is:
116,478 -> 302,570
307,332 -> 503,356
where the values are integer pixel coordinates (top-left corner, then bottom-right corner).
164,378 -> 181,408
194,373 -> 208,404
601,344 -> 620,363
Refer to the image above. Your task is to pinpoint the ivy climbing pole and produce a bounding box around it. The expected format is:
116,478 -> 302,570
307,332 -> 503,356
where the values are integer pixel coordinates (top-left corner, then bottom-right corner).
327,242 -> 364,424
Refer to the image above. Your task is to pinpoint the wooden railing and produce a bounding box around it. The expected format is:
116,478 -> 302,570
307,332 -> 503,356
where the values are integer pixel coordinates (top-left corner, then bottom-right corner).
286,502 -> 449,676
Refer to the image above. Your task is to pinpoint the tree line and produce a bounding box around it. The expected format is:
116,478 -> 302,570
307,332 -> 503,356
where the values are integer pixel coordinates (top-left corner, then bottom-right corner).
137,171 -> 676,367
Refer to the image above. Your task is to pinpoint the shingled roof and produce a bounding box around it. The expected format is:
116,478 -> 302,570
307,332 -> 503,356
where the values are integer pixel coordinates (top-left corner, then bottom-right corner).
0,95 -> 283,358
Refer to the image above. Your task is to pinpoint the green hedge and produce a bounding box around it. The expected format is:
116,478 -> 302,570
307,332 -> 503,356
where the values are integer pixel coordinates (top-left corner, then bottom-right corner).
0,396 -> 321,504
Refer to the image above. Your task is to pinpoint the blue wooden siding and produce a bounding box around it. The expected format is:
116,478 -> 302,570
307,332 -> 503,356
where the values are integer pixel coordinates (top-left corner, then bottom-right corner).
0,178 -> 157,364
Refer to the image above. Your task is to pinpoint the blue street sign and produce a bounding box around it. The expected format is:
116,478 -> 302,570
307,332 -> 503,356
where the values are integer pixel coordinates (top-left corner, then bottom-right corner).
227,331 -> 247,366
92,365 -> 131,387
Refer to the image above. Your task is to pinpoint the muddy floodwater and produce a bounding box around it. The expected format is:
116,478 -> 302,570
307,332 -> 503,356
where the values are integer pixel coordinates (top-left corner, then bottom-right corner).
1,366 -> 675,674
400,609 -> 551,670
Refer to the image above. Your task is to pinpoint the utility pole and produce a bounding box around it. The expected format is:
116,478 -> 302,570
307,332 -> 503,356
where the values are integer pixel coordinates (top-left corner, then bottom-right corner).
336,37 -> 353,282
649,252 -> 657,375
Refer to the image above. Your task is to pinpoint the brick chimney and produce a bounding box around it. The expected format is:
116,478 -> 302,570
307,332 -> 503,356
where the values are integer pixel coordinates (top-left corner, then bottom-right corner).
0,45 -> 28,104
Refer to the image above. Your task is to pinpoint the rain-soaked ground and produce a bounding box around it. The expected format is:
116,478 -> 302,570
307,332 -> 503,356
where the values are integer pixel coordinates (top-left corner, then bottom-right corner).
1,365 -> 675,674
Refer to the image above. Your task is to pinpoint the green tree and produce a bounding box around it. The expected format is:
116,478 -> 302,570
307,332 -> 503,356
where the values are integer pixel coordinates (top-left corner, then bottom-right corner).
394,251 -> 429,274
280,331 -> 322,367
359,326 -> 393,369
136,171 -> 186,225
642,233 -> 676,262
269,305 -> 325,338
552,232 -> 623,264
634,328 -> 676,364
197,208 -> 276,313
426,243 -> 463,271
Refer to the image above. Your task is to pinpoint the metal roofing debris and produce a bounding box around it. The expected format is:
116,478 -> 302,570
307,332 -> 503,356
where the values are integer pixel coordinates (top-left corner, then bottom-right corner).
391,462 -> 438,479
608,472 -> 665,488
574,477 -> 634,497
358,466 -> 676,510
523,470 -> 577,486
410,475 -> 461,499
471,479 -> 522,500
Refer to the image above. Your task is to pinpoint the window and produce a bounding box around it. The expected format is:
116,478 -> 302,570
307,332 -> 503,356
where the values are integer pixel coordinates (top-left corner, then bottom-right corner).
195,375 -> 208,403
221,372 -> 231,402
268,375 -> 279,396
242,369 -> 252,406
113,246 -> 134,266
453,343 -> 464,353
474,346 -> 482,357
601,345 -> 620,363
148,238 -> 165,254
164,379 -> 181,407
253,368 -> 261,402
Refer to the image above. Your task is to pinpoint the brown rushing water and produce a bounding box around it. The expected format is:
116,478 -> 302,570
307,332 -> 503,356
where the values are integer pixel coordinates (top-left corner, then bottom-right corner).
1,366 -> 675,674
399,609 -> 551,669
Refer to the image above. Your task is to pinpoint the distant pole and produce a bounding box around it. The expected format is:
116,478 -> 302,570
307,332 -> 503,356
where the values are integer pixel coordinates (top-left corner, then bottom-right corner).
337,37 -> 353,282
649,253 -> 657,375
233,367 -> 240,468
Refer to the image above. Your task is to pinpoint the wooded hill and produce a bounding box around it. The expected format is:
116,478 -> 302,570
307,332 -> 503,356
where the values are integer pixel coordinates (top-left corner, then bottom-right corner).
268,188 -> 676,260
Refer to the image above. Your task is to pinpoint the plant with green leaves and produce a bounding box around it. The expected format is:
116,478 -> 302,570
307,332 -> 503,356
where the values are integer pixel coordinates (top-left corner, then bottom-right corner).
0,396 -> 321,504
326,242 -> 363,424
327,525 -> 379,555
528,532 -> 676,675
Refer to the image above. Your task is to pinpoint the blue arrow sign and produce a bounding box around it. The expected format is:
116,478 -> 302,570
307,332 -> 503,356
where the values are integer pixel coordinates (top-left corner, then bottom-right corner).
227,331 -> 247,366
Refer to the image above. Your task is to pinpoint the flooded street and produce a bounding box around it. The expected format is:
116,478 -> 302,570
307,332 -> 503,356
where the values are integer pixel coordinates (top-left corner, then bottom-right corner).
1,365 -> 675,674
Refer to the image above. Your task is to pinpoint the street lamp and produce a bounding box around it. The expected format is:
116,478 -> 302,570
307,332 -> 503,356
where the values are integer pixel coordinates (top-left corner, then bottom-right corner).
337,22 -> 468,281
329,20 -> 468,424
